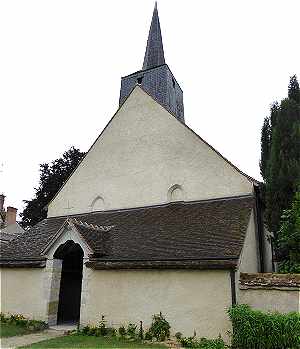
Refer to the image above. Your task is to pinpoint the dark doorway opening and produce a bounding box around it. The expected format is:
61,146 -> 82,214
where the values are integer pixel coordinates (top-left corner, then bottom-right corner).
54,241 -> 84,325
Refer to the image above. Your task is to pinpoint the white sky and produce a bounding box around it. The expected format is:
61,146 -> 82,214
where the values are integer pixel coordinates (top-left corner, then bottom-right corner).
0,0 -> 299,215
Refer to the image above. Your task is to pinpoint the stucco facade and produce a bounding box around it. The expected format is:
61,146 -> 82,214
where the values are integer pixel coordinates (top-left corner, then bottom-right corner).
48,87 -> 253,218
239,287 -> 300,314
80,269 -> 233,338
0,268 -> 47,321
238,211 -> 260,274
0,265 -> 233,338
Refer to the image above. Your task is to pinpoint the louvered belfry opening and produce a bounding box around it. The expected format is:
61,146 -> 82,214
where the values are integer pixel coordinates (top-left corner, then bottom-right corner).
54,241 -> 84,324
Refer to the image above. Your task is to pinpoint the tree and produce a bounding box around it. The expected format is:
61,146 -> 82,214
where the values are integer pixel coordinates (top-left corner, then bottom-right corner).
260,102 -> 279,182
288,74 -> 300,103
20,147 -> 85,228
277,191 -> 300,273
259,116 -> 271,180
260,75 -> 300,253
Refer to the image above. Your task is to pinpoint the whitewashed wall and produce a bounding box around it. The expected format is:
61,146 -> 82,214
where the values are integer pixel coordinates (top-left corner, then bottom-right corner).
238,211 -> 259,274
80,268 -> 233,339
0,268 -> 47,321
48,87 -> 253,217
239,287 -> 300,313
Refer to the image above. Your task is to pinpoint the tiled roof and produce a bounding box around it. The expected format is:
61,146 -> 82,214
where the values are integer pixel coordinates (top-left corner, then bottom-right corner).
240,273 -> 300,288
0,223 -> 25,243
0,196 -> 254,269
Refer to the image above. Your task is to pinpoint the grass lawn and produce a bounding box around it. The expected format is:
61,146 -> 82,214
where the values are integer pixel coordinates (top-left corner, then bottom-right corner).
21,334 -> 167,348
0,322 -> 38,338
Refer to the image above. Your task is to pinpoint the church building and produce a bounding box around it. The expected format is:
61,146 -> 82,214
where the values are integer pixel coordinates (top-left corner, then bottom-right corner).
1,3 -> 273,338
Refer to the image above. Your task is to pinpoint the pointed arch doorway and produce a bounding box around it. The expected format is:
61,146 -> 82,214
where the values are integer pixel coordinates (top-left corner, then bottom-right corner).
54,241 -> 84,324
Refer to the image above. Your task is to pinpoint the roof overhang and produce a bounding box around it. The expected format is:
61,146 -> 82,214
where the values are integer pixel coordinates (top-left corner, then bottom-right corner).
41,218 -> 94,257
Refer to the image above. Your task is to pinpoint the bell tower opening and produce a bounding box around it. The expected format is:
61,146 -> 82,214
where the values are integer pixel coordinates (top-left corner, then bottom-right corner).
54,241 -> 84,324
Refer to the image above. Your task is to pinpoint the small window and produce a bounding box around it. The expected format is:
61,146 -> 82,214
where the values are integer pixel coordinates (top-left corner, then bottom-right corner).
91,196 -> 105,211
137,76 -> 144,84
167,184 -> 184,202
172,77 -> 175,88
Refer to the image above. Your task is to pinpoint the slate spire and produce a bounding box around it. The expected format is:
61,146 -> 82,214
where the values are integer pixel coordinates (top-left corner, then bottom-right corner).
142,2 -> 165,70
119,2 -> 185,122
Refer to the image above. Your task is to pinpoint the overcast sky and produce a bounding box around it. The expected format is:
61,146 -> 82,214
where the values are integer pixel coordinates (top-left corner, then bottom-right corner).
0,0 -> 299,215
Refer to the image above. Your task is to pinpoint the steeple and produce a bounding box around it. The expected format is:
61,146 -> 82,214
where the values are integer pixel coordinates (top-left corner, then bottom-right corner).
119,2 -> 185,123
142,2 -> 165,70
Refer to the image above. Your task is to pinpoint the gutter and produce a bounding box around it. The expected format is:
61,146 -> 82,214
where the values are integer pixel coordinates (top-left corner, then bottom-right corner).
254,185 -> 265,272
230,270 -> 237,306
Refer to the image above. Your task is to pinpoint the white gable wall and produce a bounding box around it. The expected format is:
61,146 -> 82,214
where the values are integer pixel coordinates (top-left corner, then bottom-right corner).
48,87 -> 253,217
237,210 -> 259,274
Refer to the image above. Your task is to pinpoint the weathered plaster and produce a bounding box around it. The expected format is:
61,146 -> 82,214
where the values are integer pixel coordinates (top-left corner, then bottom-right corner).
48,87 -> 253,217
80,269 -> 232,339
238,211 -> 259,274
0,268 -> 47,321
239,287 -> 300,313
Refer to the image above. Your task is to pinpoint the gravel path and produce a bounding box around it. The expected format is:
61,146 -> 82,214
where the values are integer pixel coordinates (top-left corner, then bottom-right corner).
0,329 -> 65,349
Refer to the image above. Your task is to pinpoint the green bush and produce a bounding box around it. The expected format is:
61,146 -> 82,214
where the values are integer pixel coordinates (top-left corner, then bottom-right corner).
228,304 -> 300,349
106,327 -> 116,337
118,325 -> 126,337
127,323 -> 137,338
175,331 -> 183,340
79,322 -> 116,337
278,260 -> 300,273
144,330 -> 153,340
0,313 -> 47,331
148,312 -> 170,341
138,321 -> 144,340
180,336 -> 227,348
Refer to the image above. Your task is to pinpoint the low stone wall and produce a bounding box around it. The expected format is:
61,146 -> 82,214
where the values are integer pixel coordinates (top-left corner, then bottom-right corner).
239,273 -> 300,313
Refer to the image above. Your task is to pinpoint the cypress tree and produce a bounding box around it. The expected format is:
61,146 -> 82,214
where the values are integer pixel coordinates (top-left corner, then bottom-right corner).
259,116 -> 271,180
263,76 -> 300,242
288,74 -> 300,103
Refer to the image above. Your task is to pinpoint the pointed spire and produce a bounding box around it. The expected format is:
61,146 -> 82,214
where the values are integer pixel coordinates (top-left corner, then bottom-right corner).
142,2 -> 165,70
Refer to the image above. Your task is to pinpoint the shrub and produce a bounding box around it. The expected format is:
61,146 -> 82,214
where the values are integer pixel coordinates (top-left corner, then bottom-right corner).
0,313 -> 7,323
278,260 -> 300,273
138,321 -> 144,340
87,326 -> 98,336
26,319 -> 47,331
228,304 -> 300,349
118,325 -> 126,337
127,323 -> 137,339
175,332 -> 183,340
148,312 -> 171,341
180,336 -> 227,348
144,330 -> 153,340
0,313 -> 47,331
98,315 -> 108,336
106,327 -> 116,337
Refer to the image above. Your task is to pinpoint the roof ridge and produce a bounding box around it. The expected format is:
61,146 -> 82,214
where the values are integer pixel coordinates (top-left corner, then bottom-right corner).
72,218 -> 114,232
46,194 -> 254,220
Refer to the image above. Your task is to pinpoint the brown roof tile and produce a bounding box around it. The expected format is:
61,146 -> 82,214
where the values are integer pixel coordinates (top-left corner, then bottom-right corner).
0,196 -> 254,269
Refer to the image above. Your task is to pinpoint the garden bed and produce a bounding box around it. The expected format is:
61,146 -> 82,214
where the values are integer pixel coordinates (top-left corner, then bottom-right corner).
20,334 -> 168,348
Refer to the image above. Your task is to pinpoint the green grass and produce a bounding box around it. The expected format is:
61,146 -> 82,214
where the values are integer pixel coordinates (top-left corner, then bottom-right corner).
20,334 -> 167,348
0,322 -> 37,338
